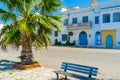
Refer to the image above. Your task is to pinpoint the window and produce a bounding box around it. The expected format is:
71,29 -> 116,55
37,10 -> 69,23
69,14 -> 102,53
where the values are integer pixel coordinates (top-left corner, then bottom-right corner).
83,16 -> 88,23
95,16 -> 99,24
64,19 -> 68,26
72,18 -> 77,24
103,14 -> 110,23
113,12 -> 120,22
95,32 -> 101,45
62,34 -> 68,41
54,31 -> 58,37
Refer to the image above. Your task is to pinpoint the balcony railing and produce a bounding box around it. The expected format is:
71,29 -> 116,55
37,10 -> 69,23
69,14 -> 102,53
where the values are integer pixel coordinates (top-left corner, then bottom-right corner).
67,22 -> 91,30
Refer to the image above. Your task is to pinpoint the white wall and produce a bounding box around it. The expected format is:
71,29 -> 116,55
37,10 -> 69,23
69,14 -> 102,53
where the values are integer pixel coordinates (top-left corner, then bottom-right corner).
116,29 -> 120,48
60,7 -> 93,46
68,29 -> 92,47
51,0 -> 120,48
100,8 -> 120,30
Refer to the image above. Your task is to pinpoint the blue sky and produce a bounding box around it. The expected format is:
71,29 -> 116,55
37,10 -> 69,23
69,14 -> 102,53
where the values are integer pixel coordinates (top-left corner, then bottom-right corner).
0,0 -> 110,24
55,0 -> 110,15
62,0 -> 110,8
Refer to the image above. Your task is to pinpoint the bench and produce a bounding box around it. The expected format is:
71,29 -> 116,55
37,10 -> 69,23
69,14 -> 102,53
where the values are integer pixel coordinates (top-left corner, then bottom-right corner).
53,62 -> 98,80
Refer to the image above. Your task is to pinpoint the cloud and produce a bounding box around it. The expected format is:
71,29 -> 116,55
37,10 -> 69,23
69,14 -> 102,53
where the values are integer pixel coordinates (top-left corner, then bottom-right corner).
0,24 -> 4,29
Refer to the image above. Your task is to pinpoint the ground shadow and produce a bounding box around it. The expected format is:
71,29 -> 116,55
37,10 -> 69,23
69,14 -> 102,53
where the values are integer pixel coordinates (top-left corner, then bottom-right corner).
50,78 -> 116,80
0,59 -> 19,71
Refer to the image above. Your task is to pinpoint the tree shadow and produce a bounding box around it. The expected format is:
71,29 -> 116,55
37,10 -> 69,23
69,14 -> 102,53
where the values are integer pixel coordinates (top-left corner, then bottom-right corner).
0,59 -> 19,71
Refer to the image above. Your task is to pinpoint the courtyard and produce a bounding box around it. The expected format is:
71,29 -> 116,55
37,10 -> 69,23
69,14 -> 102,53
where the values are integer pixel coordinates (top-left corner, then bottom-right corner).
0,46 -> 120,80
37,47 -> 120,79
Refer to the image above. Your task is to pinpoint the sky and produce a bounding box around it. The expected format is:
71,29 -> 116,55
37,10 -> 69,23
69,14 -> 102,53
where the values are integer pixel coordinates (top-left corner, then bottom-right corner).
54,0 -> 110,15
62,0 -> 110,8
0,0 -> 111,25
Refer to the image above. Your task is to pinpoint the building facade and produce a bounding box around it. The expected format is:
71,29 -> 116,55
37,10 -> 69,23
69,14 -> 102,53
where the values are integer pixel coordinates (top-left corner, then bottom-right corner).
51,0 -> 120,48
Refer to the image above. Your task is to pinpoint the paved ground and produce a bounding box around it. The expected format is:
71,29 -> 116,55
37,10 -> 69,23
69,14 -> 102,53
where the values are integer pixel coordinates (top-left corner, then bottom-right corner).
35,46 -> 120,80
0,46 -> 120,80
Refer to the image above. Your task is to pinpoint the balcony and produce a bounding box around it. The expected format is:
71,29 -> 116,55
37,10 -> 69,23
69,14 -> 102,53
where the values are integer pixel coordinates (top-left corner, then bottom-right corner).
66,22 -> 91,30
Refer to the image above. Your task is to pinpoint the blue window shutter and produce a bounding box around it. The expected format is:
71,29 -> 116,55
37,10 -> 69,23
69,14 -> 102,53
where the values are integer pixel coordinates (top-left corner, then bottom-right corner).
95,32 -> 101,45
72,18 -> 77,24
113,12 -> 120,22
64,19 -> 68,26
95,16 -> 99,24
54,31 -> 58,37
83,16 -> 88,23
62,34 -> 68,41
103,14 -> 110,23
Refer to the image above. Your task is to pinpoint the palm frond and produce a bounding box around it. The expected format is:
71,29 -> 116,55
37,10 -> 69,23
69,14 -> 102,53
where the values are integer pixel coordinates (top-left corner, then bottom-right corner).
0,0 -> 63,50
0,8 -> 17,22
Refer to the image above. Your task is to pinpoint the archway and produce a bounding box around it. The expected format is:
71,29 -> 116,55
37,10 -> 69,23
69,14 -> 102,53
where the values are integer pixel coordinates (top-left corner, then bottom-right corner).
106,35 -> 113,48
79,31 -> 88,45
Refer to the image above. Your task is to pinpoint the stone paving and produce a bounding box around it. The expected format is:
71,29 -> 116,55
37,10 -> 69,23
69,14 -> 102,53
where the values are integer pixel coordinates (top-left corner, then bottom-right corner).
0,46 -> 120,80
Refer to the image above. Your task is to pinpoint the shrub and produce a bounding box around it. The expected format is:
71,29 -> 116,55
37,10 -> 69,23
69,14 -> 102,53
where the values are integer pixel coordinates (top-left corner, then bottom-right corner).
55,39 -> 62,46
65,40 -> 70,46
31,61 -> 39,64
55,39 -> 59,45
65,40 -> 75,46
58,41 -> 61,45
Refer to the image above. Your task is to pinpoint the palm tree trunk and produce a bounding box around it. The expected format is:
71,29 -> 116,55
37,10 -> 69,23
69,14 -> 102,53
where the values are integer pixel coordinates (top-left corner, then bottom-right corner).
20,35 -> 33,65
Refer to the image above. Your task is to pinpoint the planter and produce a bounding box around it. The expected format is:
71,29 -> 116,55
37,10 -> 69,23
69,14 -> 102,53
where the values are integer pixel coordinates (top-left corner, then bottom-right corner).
13,64 -> 41,70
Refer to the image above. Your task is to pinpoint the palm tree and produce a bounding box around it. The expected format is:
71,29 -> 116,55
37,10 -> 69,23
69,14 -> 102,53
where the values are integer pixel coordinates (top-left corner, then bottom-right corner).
0,0 -> 62,65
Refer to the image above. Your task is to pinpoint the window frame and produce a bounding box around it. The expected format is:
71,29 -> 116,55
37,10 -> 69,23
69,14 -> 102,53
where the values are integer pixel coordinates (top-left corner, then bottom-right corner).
113,12 -> 120,22
82,16 -> 88,23
95,16 -> 99,24
64,19 -> 68,26
62,34 -> 68,41
54,31 -> 58,37
103,14 -> 110,23
72,18 -> 77,24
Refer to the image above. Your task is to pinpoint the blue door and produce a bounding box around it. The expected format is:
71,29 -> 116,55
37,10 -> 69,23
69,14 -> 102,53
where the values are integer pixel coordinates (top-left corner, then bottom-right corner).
79,32 -> 88,45
106,35 -> 113,48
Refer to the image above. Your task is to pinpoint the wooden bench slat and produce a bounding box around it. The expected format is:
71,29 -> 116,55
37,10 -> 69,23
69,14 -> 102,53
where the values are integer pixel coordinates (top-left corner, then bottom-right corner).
62,64 -> 98,71
62,62 -> 98,70
61,66 -> 98,75
53,62 -> 98,80
61,66 -> 97,76
61,65 -> 98,73
61,62 -> 98,76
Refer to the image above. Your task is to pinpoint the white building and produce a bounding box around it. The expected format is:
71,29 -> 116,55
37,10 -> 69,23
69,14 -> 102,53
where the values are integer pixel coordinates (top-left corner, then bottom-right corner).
51,0 -> 120,48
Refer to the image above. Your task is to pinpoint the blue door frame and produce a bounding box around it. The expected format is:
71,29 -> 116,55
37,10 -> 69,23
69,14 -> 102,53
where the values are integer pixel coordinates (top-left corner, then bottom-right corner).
79,32 -> 88,45
106,35 -> 113,48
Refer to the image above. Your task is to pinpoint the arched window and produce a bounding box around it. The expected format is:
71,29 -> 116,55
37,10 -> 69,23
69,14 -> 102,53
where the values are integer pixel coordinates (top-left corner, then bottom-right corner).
113,12 -> 120,22
95,32 -> 101,45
